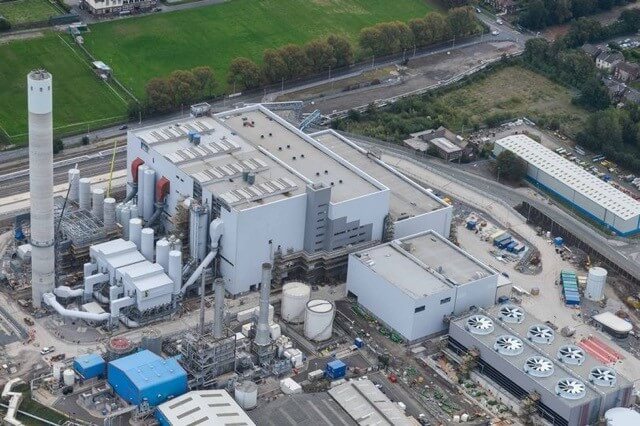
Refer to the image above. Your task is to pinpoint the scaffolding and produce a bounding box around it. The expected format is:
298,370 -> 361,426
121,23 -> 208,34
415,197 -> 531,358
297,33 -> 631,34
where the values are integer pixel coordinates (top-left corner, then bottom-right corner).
179,328 -> 237,389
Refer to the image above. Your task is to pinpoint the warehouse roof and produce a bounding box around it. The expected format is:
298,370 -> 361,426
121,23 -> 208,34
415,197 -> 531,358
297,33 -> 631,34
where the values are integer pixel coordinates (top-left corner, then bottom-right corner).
74,353 -> 105,370
353,230 -> 495,299
157,390 -> 255,426
109,350 -> 186,393
311,130 -> 447,215
248,392 -> 357,425
451,305 -> 631,406
495,135 -> 640,220
328,379 -> 419,425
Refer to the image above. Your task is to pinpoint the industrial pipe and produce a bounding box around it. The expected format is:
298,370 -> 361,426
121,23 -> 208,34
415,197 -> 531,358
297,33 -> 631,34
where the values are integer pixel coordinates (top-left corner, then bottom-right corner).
2,378 -> 25,426
254,263 -> 272,346
180,219 -> 224,293
213,278 -> 225,339
42,293 -> 110,322
53,286 -> 83,298
123,184 -> 138,204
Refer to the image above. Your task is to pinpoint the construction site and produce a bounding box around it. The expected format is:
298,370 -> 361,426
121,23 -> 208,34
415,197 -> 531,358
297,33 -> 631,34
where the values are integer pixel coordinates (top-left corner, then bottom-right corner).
0,70 -> 637,426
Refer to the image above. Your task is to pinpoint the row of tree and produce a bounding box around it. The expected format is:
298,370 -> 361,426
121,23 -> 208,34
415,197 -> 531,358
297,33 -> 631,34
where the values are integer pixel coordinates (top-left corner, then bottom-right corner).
563,8 -> 640,47
144,66 -> 216,114
519,0 -> 634,30
359,7 -> 478,57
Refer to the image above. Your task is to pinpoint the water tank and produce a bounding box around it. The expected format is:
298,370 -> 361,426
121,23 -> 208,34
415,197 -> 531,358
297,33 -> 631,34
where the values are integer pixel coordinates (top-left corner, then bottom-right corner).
107,336 -> 134,358
91,188 -> 105,220
156,239 -> 170,271
63,369 -> 75,386
79,178 -> 92,211
68,168 -> 80,202
281,282 -> 311,324
103,198 -> 116,231
52,363 -> 63,380
141,228 -> 154,261
234,381 -> 257,410
605,407 -> 640,425
586,267 -> 607,301
304,299 -> 334,341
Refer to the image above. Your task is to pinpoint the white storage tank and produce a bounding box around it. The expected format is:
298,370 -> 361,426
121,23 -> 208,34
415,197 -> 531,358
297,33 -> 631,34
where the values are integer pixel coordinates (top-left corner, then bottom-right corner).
281,282 -> 310,324
52,363 -> 63,381
234,381 -> 257,410
68,168 -> 80,202
103,197 -> 116,231
304,299 -> 334,342
586,267 -> 607,301
79,178 -> 92,211
63,369 -> 75,386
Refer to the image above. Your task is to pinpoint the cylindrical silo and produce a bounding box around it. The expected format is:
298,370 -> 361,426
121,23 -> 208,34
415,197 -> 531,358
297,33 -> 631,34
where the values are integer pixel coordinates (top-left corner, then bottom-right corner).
129,203 -> 139,219
91,188 -> 105,220
141,228 -> 154,261
142,168 -> 155,221
62,369 -> 75,386
103,197 -> 116,231
79,178 -> 92,211
168,250 -> 182,294
234,381 -> 257,410
156,238 -> 170,271
304,299 -> 334,342
281,282 -> 311,324
52,363 -> 63,381
68,168 -> 80,202
189,203 -> 209,262
129,218 -> 142,250
586,267 -> 607,301
27,70 -> 55,308
121,206 -> 131,239
137,164 -> 148,217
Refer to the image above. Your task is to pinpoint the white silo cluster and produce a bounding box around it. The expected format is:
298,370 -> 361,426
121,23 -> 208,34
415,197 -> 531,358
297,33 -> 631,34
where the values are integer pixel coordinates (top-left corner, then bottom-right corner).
66,166 -> 117,233
586,267 -> 608,301
304,299 -> 335,342
281,282 -> 311,324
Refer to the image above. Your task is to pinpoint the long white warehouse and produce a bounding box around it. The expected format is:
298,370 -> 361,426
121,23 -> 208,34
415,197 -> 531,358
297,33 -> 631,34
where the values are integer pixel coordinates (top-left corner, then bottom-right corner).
493,135 -> 640,236
346,230 -> 498,342
126,105 -> 452,295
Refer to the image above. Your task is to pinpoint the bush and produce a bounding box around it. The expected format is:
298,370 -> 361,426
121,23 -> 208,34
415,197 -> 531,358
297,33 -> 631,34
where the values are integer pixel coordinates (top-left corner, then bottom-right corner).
81,135 -> 89,145
495,150 -> 527,182
53,138 -> 64,154
0,17 -> 11,33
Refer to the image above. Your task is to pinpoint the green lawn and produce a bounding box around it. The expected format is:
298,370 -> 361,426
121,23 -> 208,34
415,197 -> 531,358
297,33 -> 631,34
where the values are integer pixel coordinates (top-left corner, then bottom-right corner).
0,0 -> 61,25
0,32 -> 129,143
85,0 -> 437,97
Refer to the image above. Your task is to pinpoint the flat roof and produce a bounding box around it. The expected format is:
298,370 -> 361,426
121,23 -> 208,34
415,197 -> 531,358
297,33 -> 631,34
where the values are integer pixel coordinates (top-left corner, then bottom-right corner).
592,312 -> 633,333
118,261 -> 173,292
91,239 -> 145,269
311,130 -> 446,216
352,230 -> 495,299
109,350 -> 186,392
451,305 -> 632,406
495,135 -> 640,220
157,390 -> 255,426
328,379 -> 418,426
248,392 -> 356,426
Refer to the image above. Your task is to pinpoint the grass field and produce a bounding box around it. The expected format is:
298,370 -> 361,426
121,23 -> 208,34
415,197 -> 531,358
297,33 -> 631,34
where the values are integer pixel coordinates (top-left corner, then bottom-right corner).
0,33 -> 129,143
0,0 -> 61,25
338,65 -> 591,142
85,0 -> 437,96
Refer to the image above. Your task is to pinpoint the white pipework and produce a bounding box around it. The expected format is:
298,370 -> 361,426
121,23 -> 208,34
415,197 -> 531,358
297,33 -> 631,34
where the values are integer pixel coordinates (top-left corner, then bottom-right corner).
156,239 -> 170,271
53,286 -> 83,298
129,218 -> 142,249
27,70 -> 55,308
103,198 -> 116,231
143,168 -> 155,221
91,188 -> 105,220
79,177 -> 92,211
109,296 -> 137,327
141,228 -> 154,261
137,164 -> 148,217
168,250 -> 183,295
181,218 -> 224,293
2,378 -> 25,426
42,293 -> 110,322
68,168 -> 80,202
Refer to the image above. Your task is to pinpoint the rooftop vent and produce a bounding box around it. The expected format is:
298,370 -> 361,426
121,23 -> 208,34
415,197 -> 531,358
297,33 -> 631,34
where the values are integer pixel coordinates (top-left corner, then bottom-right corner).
589,366 -> 617,387
556,378 -> 586,400
524,356 -> 554,377
527,324 -> 555,344
499,305 -> 525,323
466,315 -> 494,335
494,335 -> 524,356
557,345 -> 586,365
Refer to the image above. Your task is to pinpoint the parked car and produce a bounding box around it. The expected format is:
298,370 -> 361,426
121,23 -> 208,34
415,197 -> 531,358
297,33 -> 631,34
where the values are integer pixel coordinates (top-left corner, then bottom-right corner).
40,346 -> 55,355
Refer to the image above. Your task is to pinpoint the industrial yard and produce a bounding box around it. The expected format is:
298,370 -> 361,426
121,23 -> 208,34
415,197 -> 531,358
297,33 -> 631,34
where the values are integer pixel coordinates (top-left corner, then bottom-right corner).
0,67 -> 637,426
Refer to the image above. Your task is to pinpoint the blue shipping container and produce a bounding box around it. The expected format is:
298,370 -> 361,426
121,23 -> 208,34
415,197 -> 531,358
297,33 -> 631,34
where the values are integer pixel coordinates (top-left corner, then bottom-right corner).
466,220 -> 477,230
325,359 -> 347,380
74,353 -> 106,380
354,338 -> 364,348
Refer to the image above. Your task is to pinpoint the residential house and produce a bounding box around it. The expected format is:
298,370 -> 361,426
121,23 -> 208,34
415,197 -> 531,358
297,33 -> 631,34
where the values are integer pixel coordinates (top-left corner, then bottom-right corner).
596,51 -> 624,72
614,62 -> 640,82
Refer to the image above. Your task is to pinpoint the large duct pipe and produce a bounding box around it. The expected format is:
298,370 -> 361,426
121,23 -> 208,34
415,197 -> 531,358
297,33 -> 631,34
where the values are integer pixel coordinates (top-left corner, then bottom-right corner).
181,218 -> 224,293
120,206 -> 131,239
254,263 -> 272,346
103,198 -> 116,231
189,203 -> 210,262
79,178 -> 92,211
213,277 -> 225,339
129,218 -> 142,249
142,168 -> 155,221
91,188 -> 105,220
68,168 -> 80,202
141,228 -> 154,261
53,286 -> 83,298
42,293 -> 110,322
156,238 -> 170,272
28,70 -> 55,308
168,250 -> 182,295
137,164 -> 148,217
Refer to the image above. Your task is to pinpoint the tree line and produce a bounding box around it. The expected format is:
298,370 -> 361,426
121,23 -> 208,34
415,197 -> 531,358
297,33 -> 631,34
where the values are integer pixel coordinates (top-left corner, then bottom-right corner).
144,66 -> 216,114
519,0 -> 634,30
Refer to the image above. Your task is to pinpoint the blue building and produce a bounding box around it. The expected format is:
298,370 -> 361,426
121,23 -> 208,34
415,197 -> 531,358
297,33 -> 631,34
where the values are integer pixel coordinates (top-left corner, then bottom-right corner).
325,359 -> 347,380
107,350 -> 187,406
74,353 -> 106,380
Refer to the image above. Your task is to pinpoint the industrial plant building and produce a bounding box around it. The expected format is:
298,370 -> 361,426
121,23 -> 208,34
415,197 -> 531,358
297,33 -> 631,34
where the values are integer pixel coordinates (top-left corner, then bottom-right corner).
126,104 -> 452,295
346,230 -> 498,341
448,305 -> 634,426
493,135 -> 640,236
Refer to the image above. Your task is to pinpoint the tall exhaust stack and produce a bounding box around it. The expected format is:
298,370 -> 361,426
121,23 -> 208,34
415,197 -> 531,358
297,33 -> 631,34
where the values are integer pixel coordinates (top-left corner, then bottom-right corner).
213,278 -> 225,339
254,263 -> 272,346
28,70 -> 55,308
